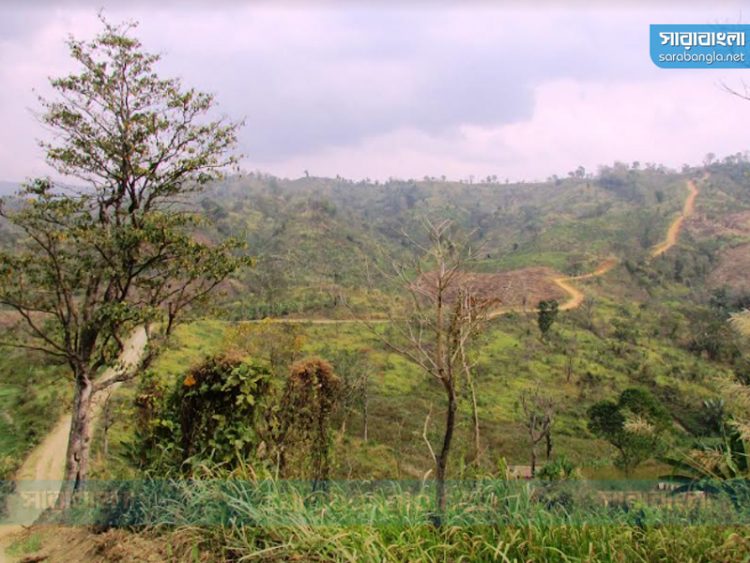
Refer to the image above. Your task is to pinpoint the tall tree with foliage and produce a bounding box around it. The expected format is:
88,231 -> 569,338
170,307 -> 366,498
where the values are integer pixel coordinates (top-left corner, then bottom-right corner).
588,388 -> 670,476
0,18 -> 246,506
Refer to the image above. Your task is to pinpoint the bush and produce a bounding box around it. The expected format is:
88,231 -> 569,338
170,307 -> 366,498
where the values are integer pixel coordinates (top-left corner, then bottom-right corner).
130,354 -> 273,473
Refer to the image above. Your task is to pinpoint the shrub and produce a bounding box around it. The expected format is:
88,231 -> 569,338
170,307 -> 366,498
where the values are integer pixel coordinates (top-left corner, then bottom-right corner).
130,354 -> 273,473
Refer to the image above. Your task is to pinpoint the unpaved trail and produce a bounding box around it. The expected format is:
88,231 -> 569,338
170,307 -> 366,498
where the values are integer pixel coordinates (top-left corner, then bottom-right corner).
222,178 -> 697,325
237,318 -> 391,325
650,179 -> 699,258
0,327 -> 147,562
552,257 -> 619,311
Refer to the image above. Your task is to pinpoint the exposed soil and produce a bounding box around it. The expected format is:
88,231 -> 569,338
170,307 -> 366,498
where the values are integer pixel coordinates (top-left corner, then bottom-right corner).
708,242 -> 750,292
414,257 -> 618,318
3,526 -> 180,563
552,257 -> 618,312
463,267 -> 568,309
650,179 -> 699,258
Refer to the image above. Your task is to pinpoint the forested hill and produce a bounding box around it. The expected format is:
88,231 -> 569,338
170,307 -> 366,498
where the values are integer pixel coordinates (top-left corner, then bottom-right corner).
3,158 -> 750,319
191,158 -> 750,319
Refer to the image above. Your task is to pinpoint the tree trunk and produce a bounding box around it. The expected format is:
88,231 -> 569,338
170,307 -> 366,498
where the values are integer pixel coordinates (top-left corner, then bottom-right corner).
460,341 -> 480,466
102,392 -> 113,459
363,393 -> 369,442
58,373 -> 94,509
545,430 -> 553,461
434,383 -> 457,524
530,444 -> 537,478
468,376 -> 481,465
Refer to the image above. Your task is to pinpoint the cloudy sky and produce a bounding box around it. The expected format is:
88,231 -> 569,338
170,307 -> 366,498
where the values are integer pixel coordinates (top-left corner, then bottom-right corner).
1,1 -> 750,182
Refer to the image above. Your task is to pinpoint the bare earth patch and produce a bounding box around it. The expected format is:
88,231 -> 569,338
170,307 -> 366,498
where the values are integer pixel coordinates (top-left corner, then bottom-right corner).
4,526 -> 183,563
708,243 -> 750,292
417,267 -> 568,311
687,210 -> 750,240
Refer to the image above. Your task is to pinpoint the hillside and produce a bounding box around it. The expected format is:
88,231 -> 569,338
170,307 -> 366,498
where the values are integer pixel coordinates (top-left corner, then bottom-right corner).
87,161 -> 750,474
3,160 -> 750,561
195,164 -> 693,317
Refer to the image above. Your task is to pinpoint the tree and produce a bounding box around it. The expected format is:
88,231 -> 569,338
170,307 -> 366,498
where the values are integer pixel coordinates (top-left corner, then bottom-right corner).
0,18 -> 246,506
132,354 -> 273,473
370,219 -> 495,523
323,347 -> 375,441
588,388 -> 670,476
537,299 -> 559,339
274,358 -> 341,488
517,385 -> 555,477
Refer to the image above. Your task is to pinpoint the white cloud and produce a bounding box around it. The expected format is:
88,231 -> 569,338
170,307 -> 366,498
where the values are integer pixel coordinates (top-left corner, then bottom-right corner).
2,3 -> 750,182
253,75 -> 750,181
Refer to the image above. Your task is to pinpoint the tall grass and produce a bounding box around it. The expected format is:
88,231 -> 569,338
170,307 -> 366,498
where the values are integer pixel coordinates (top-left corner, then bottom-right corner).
71,466 -> 750,562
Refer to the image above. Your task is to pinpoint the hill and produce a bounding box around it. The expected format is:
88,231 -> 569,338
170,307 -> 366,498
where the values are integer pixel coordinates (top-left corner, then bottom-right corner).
3,159 -> 750,561
84,160 -> 750,475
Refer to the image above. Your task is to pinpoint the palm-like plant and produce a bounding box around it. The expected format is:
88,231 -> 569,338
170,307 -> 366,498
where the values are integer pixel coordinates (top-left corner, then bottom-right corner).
662,427 -> 749,510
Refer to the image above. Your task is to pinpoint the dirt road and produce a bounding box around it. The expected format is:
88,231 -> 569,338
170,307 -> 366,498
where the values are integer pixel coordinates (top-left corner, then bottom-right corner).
650,179 -> 699,258
0,327 -> 147,562
220,178 -> 698,326
552,257 -> 619,311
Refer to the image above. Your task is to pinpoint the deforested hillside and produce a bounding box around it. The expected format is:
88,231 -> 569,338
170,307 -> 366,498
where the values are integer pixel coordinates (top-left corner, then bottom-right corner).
200,163 -> 720,319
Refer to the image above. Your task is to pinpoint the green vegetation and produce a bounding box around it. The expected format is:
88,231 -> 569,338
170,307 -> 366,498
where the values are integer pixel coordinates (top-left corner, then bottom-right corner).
588,388 -> 670,476
0,351 -> 68,479
6,153 -> 750,559
67,469 -> 750,562
4,27 -> 750,554
0,17 -> 246,505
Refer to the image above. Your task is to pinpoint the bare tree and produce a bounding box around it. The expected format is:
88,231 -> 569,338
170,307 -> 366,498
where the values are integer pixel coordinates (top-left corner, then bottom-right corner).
518,385 -> 555,477
367,219 -> 495,523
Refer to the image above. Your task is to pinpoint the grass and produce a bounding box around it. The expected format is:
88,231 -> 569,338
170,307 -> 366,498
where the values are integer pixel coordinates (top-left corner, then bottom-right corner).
0,350 -> 69,480
69,470 -> 750,562
7,531 -> 42,556
732,311 -> 750,337
149,320 -> 229,379
94,287 -> 729,483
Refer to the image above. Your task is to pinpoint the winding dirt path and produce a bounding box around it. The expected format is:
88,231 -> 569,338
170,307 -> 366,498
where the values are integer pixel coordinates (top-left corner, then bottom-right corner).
552,257 -> 619,311
0,328 -> 147,561
650,179 -> 699,258
542,177 -> 700,311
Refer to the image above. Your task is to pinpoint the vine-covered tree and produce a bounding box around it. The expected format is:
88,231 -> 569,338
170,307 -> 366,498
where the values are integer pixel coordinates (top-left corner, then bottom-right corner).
273,358 -> 341,487
0,18 -> 246,506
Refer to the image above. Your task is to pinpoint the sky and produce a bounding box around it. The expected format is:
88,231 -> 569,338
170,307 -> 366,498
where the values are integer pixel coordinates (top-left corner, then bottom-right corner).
1,1 -> 750,183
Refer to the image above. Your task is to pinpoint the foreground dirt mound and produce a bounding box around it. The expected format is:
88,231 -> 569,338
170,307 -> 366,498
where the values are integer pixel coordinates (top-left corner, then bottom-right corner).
5,526 -> 211,563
